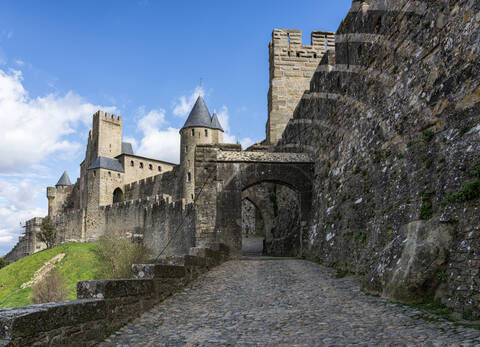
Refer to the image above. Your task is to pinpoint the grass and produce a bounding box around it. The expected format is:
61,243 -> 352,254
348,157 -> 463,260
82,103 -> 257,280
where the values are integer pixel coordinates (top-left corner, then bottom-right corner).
420,201 -> 433,220
443,178 -> 480,204
422,130 -> 435,142
335,269 -> 348,278
0,242 -> 100,309
441,164 -> 480,206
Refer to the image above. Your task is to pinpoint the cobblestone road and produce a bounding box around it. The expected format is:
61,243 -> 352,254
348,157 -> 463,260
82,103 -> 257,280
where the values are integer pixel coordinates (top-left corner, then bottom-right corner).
102,259 -> 480,346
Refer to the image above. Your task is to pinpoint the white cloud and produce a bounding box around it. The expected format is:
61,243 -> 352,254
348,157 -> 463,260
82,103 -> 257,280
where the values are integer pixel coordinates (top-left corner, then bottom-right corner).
134,109 -> 180,164
0,178 -> 46,254
172,86 -> 203,117
240,137 -> 254,149
14,59 -> 24,66
0,68 -> 116,172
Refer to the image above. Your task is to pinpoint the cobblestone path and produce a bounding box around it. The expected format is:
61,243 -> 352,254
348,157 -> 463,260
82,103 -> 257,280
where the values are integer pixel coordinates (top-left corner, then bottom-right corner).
102,259 -> 480,346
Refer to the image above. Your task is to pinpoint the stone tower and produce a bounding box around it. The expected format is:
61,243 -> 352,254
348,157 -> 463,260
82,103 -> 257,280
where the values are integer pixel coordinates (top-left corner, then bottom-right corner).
86,111 -> 123,167
180,95 -> 224,202
266,29 -> 335,145
79,111 -> 124,210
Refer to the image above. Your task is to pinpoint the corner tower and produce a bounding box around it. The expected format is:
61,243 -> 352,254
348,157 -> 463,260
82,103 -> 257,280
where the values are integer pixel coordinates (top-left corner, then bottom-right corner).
266,29 -> 335,145
180,95 -> 224,203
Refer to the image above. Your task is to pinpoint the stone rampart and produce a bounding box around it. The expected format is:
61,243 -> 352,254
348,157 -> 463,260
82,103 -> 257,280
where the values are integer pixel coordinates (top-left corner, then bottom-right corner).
124,166 -> 183,202
276,0 -> 480,315
0,244 -> 230,346
102,196 -> 194,257
267,29 -> 335,145
3,218 -> 44,264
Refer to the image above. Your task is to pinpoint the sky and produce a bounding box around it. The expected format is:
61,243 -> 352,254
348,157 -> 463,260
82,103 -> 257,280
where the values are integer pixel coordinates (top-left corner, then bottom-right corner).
0,0 -> 351,255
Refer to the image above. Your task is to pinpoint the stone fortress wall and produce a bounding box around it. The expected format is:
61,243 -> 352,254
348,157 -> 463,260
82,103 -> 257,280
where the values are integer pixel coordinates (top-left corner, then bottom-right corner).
3,218 -> 44,264
266,29 -> 335,145
275,0 -> 480,315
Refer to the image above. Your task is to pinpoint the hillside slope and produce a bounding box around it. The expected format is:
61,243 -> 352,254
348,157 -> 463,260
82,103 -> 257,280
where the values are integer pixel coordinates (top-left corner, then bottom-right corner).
0,243 -> 99,308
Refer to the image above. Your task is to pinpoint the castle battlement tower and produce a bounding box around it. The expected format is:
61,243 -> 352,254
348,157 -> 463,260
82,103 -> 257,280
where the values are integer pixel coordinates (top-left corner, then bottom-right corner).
86,111 -> 123,167
180,95 -> 224,203
266,29 -> 335,145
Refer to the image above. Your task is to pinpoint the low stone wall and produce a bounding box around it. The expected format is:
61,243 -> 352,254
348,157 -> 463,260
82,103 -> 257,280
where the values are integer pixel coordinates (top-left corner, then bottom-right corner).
0,244 -> 229,346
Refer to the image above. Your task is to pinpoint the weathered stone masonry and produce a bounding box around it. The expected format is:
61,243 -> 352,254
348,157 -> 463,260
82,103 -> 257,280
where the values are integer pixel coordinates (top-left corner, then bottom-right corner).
194,144 -> 314,256
266,29 -> 335,145
277,0 -> 480,314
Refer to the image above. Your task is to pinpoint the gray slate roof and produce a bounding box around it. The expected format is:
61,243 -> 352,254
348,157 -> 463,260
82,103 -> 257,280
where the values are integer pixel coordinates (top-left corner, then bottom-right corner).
210,112 -> 224,132
182,96 -> 212,129
56,171 -> 72,186
87,156 -> 125,173
122,142 -> 134,155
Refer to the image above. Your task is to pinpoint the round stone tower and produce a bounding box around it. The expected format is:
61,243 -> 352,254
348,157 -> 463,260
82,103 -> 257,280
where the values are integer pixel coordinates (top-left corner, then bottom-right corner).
180,95 -> 224,203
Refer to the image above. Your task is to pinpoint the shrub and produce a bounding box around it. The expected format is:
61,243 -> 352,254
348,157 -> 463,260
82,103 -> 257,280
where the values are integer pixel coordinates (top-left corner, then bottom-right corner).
462,309 -> 479,321
0,257 -> 5,269
335,269 -> 348,278
31,269 -> 68,304
94,231 -> 151,279
422,130 -> 435,142
420,201 -> 433,220
444,178 -> 480,204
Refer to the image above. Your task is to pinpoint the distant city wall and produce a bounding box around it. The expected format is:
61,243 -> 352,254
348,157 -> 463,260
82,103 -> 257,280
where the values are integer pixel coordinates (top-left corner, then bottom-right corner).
3,218 -> 44,264
124,166 -> 183,202
51,194 -> 195,258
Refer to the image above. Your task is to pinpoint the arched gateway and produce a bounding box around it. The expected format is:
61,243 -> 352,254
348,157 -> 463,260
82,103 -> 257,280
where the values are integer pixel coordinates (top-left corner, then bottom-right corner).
194,144 -> 314,256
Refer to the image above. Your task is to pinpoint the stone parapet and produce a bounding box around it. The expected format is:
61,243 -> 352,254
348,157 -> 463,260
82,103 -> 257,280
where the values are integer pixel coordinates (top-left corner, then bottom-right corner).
0,244 -> 230,346
217,150 -> 313,163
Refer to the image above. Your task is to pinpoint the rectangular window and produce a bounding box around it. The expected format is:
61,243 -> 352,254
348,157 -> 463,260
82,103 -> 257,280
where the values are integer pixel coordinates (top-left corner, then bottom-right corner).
205,129 -> 208,137
191,129 -> 195,136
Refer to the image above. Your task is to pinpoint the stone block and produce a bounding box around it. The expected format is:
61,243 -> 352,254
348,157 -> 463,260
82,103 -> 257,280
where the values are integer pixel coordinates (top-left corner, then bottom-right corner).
131,264 -> 186,279
77,279 -> 155,299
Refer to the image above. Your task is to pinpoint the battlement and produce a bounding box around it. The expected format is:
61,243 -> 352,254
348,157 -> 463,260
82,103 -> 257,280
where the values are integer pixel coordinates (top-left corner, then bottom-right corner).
94,110 -> 122,124
101,194 -> 187,212
271,29 -> 335,55
267,28 -> 335,145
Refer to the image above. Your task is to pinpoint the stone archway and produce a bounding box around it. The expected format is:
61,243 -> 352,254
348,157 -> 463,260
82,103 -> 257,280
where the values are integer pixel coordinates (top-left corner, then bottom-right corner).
113,187 -> 124,204
194,145 -> 313,256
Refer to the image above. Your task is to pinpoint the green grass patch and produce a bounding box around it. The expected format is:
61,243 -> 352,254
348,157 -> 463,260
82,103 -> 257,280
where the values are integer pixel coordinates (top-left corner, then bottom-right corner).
443,178 -> 480,205
0,243 -> 100,308
422,130 -> 435,142
420,201 -> 433,220
406,297 -> 453,320
335,269 -> 348,278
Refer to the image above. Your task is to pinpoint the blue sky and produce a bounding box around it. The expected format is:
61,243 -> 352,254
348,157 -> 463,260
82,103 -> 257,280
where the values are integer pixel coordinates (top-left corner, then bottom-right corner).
0,0 -> 350,255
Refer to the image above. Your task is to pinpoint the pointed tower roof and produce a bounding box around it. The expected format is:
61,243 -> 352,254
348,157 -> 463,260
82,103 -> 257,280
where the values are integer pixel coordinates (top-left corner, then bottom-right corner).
56,171 -> 72,186
182,95 -> 212,129
210,111 -> 224,132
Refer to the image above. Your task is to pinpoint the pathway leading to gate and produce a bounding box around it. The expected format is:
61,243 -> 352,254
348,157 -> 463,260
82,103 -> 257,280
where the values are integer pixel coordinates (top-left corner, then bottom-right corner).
101,259 -> 480,346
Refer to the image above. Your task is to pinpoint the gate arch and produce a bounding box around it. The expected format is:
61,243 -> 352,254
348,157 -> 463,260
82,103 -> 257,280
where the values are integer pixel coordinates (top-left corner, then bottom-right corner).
194,145 -> 314,256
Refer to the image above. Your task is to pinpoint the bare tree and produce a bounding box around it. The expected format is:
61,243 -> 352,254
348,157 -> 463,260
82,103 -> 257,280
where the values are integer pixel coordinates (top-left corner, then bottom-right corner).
37,216 -> 57,249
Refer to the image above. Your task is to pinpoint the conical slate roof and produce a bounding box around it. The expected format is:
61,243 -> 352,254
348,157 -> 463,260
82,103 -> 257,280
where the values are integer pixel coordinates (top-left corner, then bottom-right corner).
210,112 -> 224,132
182,96 -> 212,129
56,171 -> 72,186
